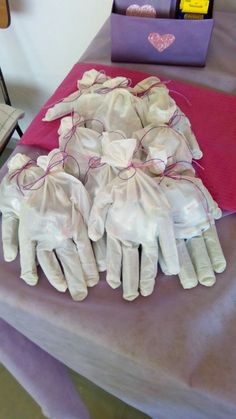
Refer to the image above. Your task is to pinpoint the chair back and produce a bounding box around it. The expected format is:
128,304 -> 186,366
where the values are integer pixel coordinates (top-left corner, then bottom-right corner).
0,0 -> 10,29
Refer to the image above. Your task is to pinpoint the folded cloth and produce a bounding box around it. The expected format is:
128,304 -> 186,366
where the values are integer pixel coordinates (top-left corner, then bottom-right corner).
19,62 -> 236,212
0,103 -> 24,147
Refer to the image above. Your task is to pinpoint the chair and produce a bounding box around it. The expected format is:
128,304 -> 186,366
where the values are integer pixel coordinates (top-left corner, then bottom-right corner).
0,67 -> 24,155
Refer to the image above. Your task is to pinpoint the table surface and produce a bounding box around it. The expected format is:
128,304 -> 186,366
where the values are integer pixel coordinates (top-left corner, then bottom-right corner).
1,9 -> 236,419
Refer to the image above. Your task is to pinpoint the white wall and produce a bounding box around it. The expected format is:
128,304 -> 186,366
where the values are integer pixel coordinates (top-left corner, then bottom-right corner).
1,0 -> 235,132
0,0 -> 112,130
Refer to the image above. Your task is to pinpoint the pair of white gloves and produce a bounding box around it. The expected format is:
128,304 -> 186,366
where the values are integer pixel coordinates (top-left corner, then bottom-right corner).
0,152 -> 99,301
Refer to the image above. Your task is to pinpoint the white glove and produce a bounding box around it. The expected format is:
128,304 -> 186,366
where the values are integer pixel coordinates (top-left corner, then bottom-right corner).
18,150 -> 99,301
133,77 -> 177,126
45,76 -> 143,136
43,69 -> 110,121
0,153 -> 43,262
85,134 -> 136,272
159,175 -> 226,289
58,115 -> 102,180
133,123 -> 194,174
168,107 -> 203,159
88,140 -> 179,300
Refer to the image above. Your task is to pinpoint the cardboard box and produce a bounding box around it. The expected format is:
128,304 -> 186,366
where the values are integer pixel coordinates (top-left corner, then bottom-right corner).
111,0 -> 214,66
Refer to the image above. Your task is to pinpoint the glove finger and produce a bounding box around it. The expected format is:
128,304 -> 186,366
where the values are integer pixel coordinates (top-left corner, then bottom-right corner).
203,225 -> 226,273
37,248 -> 67,292
2,215 -> 19,262
19,238 -> 38,286
122,241 -> 139,301
176,239 -> 198,289
187,236 -> 216,287
106,235 -> 122,289
140,243 -> 158,297
158,220 -> 180,275
92,237 -> 107,273
55,240 -> 88,301
74,225 -> 99,288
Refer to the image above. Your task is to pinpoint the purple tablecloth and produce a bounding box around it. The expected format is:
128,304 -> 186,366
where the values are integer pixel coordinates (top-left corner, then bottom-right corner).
1,8 -> 236,419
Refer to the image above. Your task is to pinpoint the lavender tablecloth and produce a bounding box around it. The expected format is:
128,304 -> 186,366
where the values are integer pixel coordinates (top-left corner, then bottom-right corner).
1,7 -> 236,419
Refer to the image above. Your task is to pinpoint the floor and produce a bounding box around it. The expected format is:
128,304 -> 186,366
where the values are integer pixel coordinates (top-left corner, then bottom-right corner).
0,141 -> 150,419
0,363 -> 150,419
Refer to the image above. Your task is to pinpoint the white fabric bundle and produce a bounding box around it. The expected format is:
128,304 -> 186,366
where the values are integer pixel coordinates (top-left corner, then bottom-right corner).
44,76 -> 143,137
132,77 -> 177,126
58,116 -> 102,180
43,69 -> 110,122
88,139 -> 179,301
18,149 -> 99,300
85,134 -> 137,272
169,107 -> 203,159
158,175 -> 226,289
0,154 -> 43,262
133,123 -> 194,175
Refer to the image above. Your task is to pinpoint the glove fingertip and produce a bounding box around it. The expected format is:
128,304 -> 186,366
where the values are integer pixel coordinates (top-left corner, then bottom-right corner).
71,289 -> 88,302
213,260 -> 227,274
3,246 -> 18,262
20,273 -> 38,286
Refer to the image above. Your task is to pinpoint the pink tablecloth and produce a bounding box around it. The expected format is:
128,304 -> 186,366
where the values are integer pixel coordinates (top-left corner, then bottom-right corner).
1,9 -> 236,419
19,62 -> 236,212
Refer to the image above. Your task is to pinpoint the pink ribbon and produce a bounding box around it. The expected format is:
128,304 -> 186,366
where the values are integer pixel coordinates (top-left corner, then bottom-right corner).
95,77 -> 132,94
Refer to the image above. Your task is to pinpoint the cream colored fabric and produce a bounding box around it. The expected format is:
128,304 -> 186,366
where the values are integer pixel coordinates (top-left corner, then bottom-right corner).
44,72 -> 143,137
133,77 -> 177,126
134,123 -> 194,173
58,116 -> 102,180
159,176 -> 226,288
0,153 -> 43,262
18,149 -> 99,300
43,70 -> 110,121
88,141 -> 180,300
172,107 -> 202,159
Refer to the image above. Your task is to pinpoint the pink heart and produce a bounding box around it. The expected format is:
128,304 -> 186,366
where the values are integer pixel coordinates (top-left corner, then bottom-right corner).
126,4 -> 157,18
148,32 -> 176,52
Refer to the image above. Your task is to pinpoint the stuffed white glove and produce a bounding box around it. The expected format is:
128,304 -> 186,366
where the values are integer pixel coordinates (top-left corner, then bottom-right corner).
88,139 -> 179,301
43,69 -> 109,121
133,123 -> 194,174
58,115 -> 102,180
0,154 -> 44,262
45,76 -> 143,137
168,107 -> 202,159
85,133 -> 135,272
132,77 -> 177,126
18,150 -> 99,301
159,175 -> 226,289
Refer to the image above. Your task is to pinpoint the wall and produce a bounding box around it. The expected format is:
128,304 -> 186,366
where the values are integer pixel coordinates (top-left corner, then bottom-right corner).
0,0 -> 112,130
1,0 -> 235,132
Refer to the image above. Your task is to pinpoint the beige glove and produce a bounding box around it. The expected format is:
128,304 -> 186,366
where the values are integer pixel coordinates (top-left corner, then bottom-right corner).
0,153 -> 43,262
18,150 -> 99,300
159,175 -> 226,289
88,140 -> 179,301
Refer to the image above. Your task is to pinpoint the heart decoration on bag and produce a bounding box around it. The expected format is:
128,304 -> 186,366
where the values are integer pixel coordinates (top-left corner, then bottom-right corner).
148,32 -> 176,52
126,4 -> 157,18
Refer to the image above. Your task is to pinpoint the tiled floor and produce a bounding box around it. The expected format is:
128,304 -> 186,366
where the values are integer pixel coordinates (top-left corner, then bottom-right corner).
0,142 -> 150,419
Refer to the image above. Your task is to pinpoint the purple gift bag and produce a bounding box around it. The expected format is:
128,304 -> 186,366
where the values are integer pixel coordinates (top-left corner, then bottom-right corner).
111,0 -> 214,66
